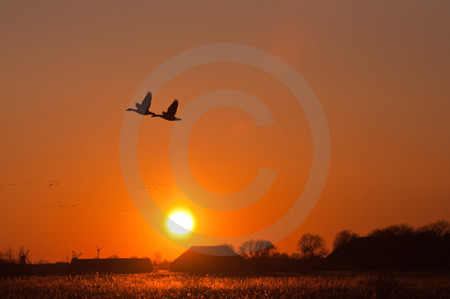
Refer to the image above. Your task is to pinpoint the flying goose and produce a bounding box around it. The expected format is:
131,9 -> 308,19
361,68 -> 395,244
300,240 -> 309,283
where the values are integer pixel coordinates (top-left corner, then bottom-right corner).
126,91 -> 181,121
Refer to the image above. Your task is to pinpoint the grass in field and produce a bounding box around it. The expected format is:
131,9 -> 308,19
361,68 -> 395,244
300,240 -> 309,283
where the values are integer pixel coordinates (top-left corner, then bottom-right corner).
1,271 -> 449,298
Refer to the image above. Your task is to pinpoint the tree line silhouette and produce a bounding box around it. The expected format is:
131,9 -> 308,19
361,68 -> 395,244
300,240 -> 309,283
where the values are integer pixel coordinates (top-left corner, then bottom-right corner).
230,220 -> 449,259
1,219 -> 449,275
228,219 -> 450,272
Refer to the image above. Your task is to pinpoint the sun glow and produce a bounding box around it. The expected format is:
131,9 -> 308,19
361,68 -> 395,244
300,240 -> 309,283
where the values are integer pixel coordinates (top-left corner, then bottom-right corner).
168,212 -> 194,235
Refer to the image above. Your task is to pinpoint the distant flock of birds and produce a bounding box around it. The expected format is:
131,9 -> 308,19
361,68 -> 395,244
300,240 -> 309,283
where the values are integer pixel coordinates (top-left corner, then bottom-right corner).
0,180 -> 61,187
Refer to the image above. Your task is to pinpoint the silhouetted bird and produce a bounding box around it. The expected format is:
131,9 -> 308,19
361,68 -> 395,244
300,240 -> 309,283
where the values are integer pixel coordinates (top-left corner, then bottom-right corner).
152,99 -> 181,121
126,92 -> 181,121
126,92 -> 154,115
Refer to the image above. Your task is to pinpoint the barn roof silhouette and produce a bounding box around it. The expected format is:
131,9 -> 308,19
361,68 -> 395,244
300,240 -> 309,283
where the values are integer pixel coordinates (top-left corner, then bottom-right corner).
171,246 -> 247,273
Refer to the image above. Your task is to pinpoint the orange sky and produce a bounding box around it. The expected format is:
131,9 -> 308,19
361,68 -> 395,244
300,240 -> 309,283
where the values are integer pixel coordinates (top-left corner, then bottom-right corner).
1,1 -> 449,262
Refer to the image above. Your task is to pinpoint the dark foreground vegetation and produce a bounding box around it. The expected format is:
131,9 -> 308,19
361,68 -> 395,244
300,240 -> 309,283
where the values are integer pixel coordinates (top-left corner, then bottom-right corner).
1,271 -> 449,298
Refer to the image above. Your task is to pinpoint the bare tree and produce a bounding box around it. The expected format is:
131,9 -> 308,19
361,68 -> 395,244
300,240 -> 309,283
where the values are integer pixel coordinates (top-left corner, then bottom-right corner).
238,240 -> 276,259
297,234 -> 328,258
333,230 -> 359,251
368,224 -> 414,237
0,247 -> 14,263
151,251 -> 162,270
417,220 -> 450,238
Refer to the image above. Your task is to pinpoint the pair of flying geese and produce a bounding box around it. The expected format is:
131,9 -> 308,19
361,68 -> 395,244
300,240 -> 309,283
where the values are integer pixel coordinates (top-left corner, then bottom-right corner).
126,92 -> 181,121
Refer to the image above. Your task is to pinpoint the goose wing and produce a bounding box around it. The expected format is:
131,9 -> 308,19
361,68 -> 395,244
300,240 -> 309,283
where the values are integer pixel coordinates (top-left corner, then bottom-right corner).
165,99 -> 178,117
140,92 -> 152,111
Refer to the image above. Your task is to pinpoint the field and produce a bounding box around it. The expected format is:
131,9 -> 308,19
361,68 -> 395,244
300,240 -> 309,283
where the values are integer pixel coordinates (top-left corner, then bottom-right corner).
1,271 -> 449,298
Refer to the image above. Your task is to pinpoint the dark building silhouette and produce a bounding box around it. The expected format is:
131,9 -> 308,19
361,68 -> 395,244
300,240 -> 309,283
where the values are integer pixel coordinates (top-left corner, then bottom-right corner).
171,246 -> 247,273
327,235 -> 450,270
0,262 -> 71,276
70,258 -> 153,274
1,258 -> 153,276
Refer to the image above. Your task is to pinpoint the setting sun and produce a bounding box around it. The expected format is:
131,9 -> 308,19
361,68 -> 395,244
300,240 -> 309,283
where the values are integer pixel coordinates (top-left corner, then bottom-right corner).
168,212 -> 194,235
1,1 -> 449,297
